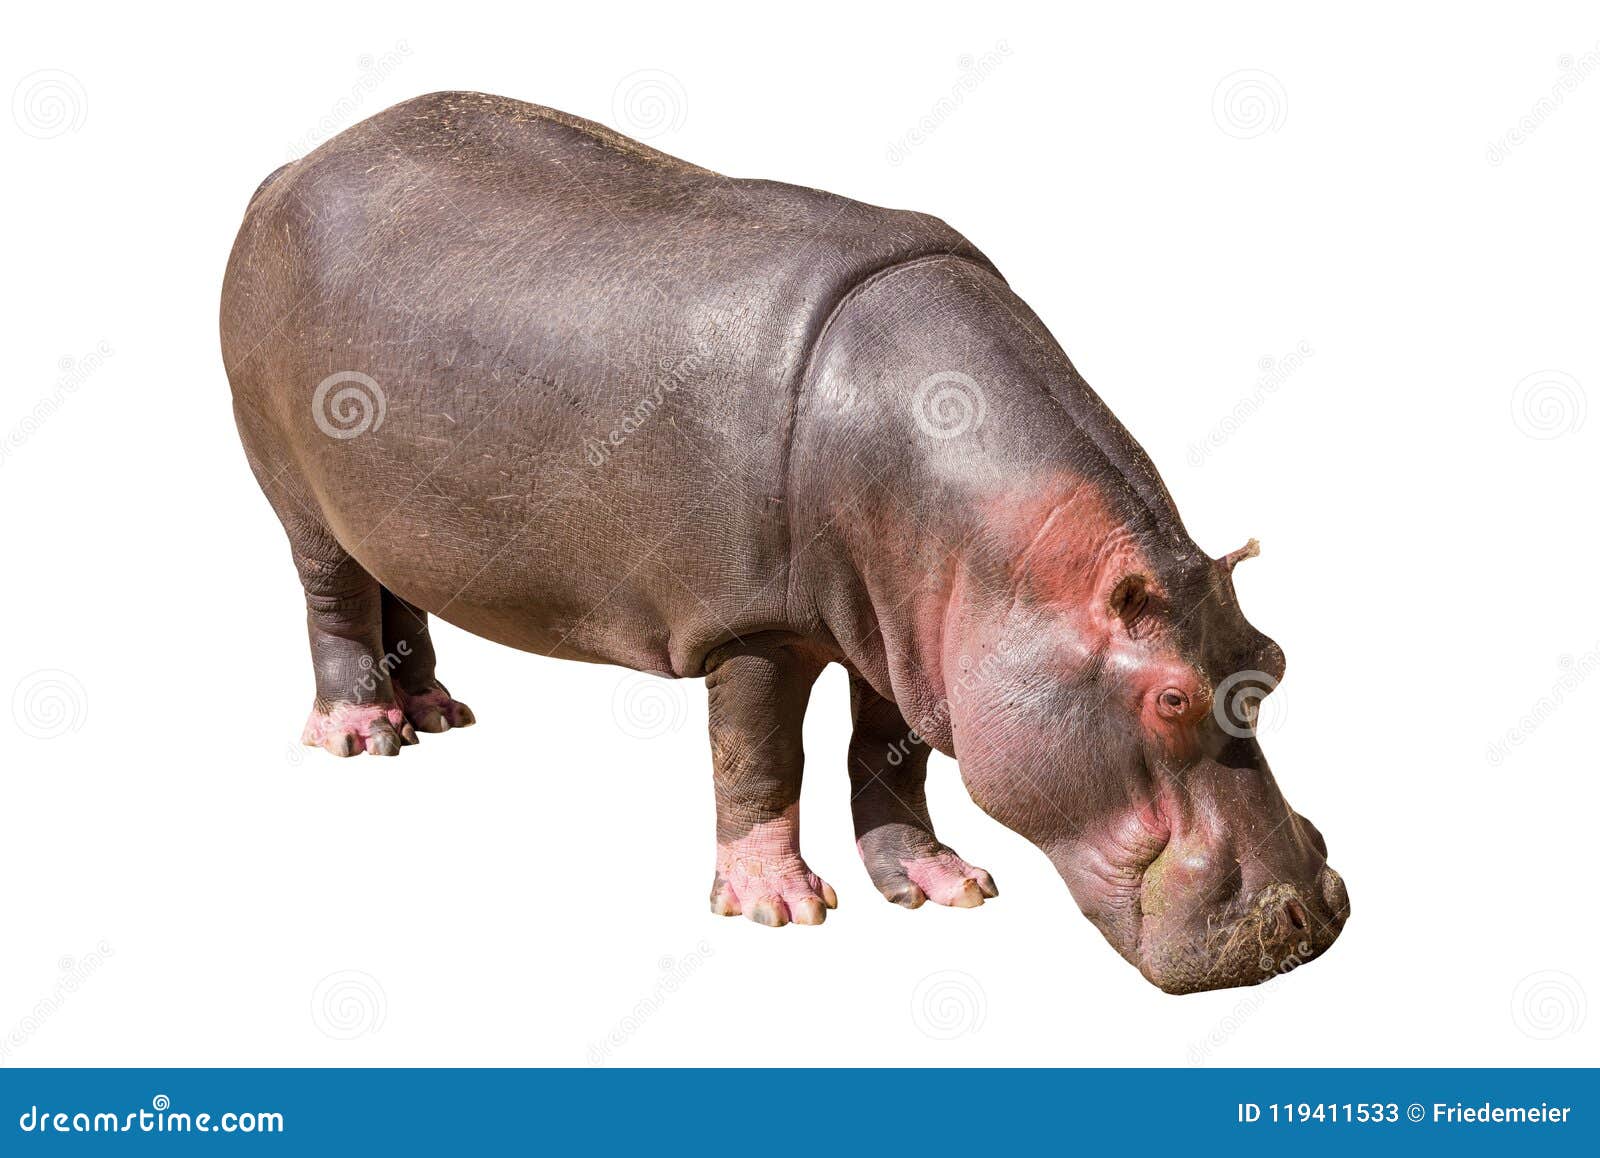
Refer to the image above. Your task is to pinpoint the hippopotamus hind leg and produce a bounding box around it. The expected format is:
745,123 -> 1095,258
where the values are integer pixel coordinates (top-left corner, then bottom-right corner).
290,543 -> 418,757
232,400 -> 473,756
379,589 -> 476,734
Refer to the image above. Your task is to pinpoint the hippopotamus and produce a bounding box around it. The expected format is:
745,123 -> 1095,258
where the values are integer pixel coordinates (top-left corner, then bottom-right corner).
221,91 -> 1348,993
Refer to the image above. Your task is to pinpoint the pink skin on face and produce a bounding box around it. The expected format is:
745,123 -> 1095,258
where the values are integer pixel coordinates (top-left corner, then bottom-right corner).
712,806 -> 837,927
969,475 -> 1221,771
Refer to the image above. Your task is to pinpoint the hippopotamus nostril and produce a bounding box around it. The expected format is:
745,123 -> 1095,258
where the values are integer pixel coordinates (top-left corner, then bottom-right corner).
1283,897 -> 1309,931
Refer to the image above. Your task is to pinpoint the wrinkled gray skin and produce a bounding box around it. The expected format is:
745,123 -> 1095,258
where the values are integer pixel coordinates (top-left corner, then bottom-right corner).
222,92 -> 1348,993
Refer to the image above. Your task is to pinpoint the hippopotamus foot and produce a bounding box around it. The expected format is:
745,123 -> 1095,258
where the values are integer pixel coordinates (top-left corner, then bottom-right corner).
846,673 -> 998,909
395,683 -> 476,733
302,701 -> 417,757
856,828 -> 998,909
710,831 -> 839,927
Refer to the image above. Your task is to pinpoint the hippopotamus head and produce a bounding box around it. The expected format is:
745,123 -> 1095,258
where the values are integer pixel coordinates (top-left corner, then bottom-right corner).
940,482 -> 1349,994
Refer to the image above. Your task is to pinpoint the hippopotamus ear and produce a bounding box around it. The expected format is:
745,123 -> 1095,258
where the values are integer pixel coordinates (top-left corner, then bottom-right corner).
1219,538 -> 1261,574
1108,573 -> 1154,636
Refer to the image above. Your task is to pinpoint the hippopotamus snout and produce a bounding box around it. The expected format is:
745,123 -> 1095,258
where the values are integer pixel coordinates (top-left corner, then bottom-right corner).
1127,793 -> 1350,994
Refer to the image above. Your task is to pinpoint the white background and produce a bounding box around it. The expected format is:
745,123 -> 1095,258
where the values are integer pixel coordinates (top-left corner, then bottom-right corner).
3,2 -> 1595,1067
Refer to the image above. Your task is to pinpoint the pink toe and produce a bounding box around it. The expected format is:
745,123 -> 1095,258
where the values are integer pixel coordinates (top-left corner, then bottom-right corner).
903,852 -> 993,908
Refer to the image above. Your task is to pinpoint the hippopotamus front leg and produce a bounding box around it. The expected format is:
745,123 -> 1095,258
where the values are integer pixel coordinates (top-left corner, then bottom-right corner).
706,643 -> 838,927
846,674 -> 998,909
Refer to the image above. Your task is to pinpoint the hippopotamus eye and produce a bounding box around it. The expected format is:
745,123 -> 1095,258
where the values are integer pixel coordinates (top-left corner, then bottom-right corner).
1156,689 -> 1190,718
1109,574 -> 1152,635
